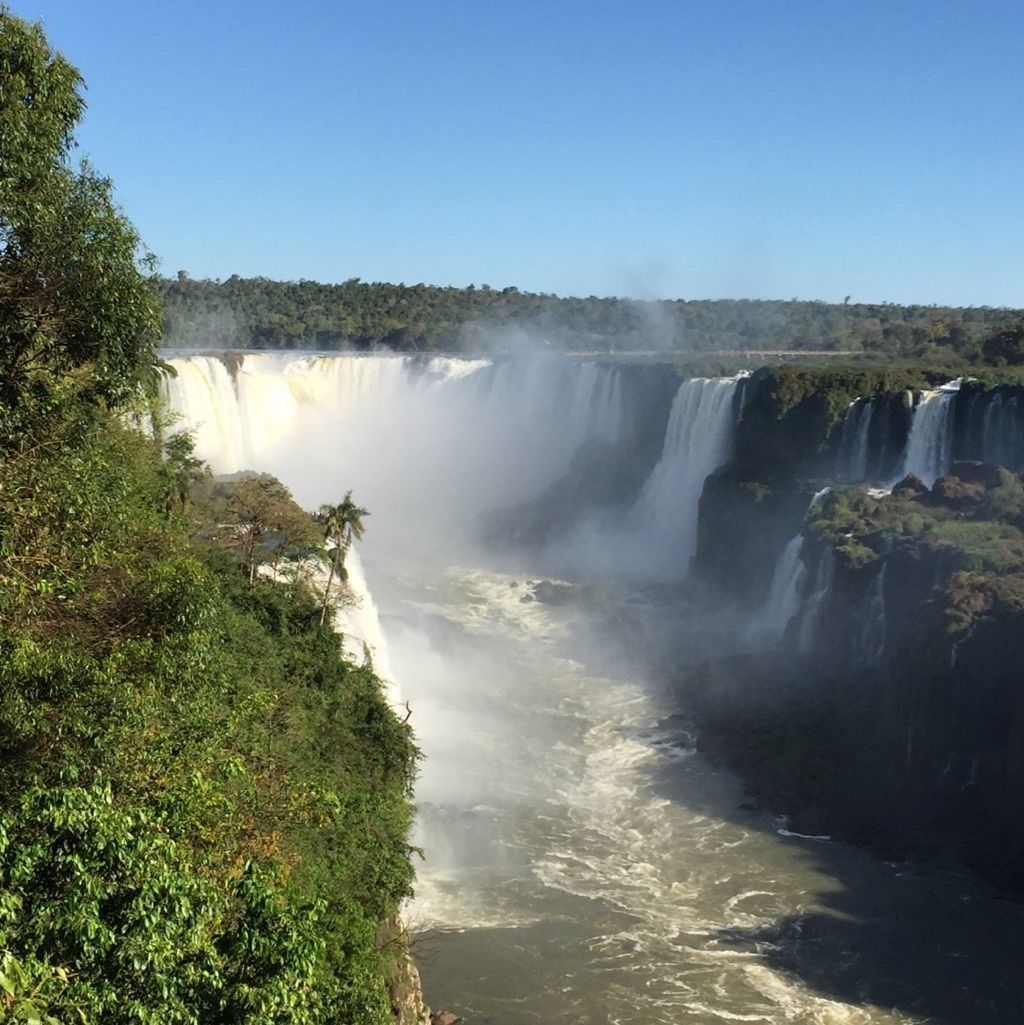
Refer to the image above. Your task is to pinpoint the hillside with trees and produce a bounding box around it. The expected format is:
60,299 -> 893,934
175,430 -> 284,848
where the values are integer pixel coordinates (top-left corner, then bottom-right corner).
0,11 -> 417,1023
159,272 -> 1022,362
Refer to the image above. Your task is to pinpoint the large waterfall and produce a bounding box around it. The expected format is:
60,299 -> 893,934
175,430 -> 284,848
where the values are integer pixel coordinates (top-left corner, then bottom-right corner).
839,399 -> 875,482
899,381 -> 960,486
165,353 -> 741,580
164,353 -> 1015,1025
623,373 -> 747,576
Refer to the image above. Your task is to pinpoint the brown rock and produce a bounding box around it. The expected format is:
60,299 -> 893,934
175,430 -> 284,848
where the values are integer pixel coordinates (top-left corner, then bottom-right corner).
431,1012 -> 463,1025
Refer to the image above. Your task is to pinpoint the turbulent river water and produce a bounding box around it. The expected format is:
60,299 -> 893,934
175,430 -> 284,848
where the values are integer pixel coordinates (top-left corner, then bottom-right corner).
165,352 -> 1024,1025
375,562 -> 1023,1025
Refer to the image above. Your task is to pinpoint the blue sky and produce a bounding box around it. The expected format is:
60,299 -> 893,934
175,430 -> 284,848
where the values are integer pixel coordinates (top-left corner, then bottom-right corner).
18,0 -> 1024,306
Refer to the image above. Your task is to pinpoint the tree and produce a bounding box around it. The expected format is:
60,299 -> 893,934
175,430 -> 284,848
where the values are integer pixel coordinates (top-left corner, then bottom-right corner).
316,491 -> 368,626
158,431 -> 207,516
221,474 -> 317,585
981,321 -> 1024,367
0,9 -> 160,413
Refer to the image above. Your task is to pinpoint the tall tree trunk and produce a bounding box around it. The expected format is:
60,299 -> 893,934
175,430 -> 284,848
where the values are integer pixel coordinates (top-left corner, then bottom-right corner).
320,554 -> 338,627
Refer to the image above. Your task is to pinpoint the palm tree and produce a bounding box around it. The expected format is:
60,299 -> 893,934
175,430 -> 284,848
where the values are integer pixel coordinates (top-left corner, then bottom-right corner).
316,491 -> 369,626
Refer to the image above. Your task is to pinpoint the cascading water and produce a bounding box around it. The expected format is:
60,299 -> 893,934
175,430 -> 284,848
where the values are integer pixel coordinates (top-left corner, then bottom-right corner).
899,380 -> 961,486
164,352 -> 630,567
839,399 -> 875,482
164,353 -> 1016,1025
623,373 -> 747,578
981,391 -> 1024,471
860,562 -> 888,669
749,489 -> 830,649
797,548 -> 835,655
754,534 -> 807,644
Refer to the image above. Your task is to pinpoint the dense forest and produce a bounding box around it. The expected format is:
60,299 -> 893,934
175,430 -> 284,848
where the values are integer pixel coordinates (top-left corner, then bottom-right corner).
0,12 -> 417,1024
159,272 -> 1023,362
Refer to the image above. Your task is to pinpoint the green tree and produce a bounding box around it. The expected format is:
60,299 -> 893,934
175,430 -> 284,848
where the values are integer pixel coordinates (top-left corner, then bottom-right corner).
316,491 -> 368,626
0,9 -> 161,413
981,321 -> 1024,366
158,430 -> 207,516
221,474 -> 315,585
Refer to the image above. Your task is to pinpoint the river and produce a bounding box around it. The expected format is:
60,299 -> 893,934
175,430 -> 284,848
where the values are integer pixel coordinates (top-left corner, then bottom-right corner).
373,562 -> 1024,1025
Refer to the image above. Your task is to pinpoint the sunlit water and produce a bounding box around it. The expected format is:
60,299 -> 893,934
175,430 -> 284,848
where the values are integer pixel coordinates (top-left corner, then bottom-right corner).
370,562 -> 1024,1025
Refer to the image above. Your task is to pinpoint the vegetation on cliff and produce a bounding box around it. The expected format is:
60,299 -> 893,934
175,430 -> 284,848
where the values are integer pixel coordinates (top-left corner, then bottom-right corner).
808,465 -> 1024,577
0,11 -> 416,1023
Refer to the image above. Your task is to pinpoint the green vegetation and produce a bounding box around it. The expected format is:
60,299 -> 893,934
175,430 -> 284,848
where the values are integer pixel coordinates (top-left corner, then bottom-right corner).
808,468 -> 1024,575
0,11 -> 417,1023
758,364 -> 930,422
805,467 -> 1024,648
158,273 -> 1023,360
981,321 -> 1024,366
315,493 -> 369,627
0,12 -> 161,408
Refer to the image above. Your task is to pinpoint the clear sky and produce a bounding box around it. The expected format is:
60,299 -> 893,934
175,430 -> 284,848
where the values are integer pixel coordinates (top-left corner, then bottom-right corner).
17,0 -> 1024,306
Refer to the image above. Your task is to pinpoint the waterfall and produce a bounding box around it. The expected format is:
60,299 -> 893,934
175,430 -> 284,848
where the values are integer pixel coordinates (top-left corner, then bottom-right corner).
899,380 -> 961,486
860,562 -> 888,668
980,392 -> 1024,471
797,548 -> 835,654
163,352 -> 652,570
754,535 -> 807,645
623,374 -> 747,578
163,355 -> 247,472
749,488 -> 830,648
838,399 -> 875,482
164,353 -> 745,583
333,545 -> 398,698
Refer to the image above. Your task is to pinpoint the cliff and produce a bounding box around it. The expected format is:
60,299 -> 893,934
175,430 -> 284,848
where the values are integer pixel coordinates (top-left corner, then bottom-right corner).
690,365 -> 1024,884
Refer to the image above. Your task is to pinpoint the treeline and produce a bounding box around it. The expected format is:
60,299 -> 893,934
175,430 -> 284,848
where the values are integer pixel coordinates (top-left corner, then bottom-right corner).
159,272 -> 1023,361
0,12 -> 416,1024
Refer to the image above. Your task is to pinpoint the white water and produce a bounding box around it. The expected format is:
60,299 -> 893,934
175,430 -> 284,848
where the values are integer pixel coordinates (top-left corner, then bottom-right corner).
980,391 -> 1024,471
899,381 -> 960,486
332,545 -> 397,685
164,353 -> 1021,1025
751,535 -> 807,647
165,352 -> 633,567
796,549 -> 835,655
859,562 -> 888,669
622,374 -> 747,577
839,400 -> 875,483
748,489 -> 830,650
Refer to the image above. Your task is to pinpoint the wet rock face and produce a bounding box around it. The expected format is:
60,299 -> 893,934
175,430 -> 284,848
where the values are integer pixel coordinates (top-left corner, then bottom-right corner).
689,371 -> 1024,883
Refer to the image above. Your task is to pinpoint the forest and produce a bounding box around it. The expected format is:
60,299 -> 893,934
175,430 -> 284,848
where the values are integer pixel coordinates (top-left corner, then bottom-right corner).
159,272 -> 1023,362
0,12 -> 417,1023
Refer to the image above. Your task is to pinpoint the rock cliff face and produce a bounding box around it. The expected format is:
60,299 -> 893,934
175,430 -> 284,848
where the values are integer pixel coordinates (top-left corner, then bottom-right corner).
690,367 -> 1024,885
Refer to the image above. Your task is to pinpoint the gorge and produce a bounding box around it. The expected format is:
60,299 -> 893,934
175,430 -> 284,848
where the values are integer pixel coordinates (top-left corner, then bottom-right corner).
167,352 -> 1024,1025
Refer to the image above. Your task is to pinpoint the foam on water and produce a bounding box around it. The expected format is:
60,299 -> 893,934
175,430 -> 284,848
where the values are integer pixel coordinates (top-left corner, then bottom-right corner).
379,565 -> 930,1025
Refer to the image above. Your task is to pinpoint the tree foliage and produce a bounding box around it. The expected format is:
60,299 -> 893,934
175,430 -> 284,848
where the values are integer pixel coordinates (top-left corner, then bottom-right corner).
316,492 -> 369,625
157,273 -> 1022,360
0,8 -> 161,412
0,12 -> 418,1022
980,320 -> 1024,366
